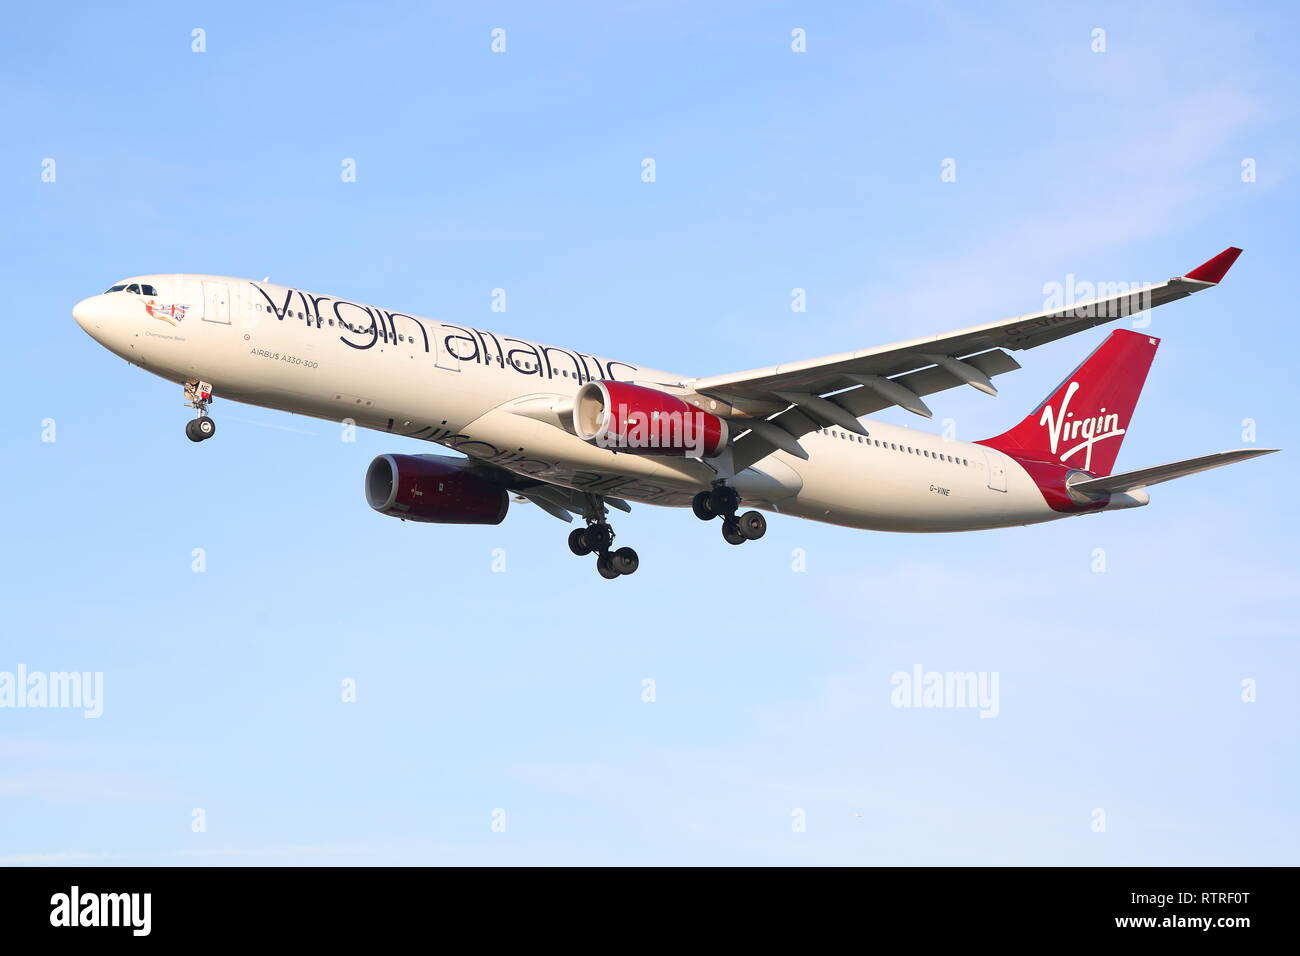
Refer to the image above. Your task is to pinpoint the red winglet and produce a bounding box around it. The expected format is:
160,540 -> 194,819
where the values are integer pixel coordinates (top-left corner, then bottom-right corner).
1184,247 -> 1243,284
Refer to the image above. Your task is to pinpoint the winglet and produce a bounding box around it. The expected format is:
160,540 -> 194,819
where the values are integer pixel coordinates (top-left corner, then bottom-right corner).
1183,247 -> 1243,284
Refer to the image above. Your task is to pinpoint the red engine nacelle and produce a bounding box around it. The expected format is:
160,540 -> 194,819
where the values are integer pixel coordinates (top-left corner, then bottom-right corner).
365,454 -> 509,524
574,381 -> 728,458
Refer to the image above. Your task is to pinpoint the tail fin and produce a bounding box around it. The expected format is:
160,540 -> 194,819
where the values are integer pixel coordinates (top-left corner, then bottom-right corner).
978,329 -> 1158,476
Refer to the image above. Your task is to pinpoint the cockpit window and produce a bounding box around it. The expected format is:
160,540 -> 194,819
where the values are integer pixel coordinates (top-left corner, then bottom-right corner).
105,284 -> 127,293
140,285 -> 158,295
125,284 -> 141,293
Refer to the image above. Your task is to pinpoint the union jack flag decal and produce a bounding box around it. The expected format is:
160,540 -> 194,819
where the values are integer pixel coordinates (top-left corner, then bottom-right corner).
144,300 -> 189,325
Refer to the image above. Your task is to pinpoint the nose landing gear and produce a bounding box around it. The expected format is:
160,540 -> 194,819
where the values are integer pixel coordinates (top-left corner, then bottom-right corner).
567,497 -> 639,578
184,381 -> 216,443
693,484 -> 767,545
185,417 -> 216,442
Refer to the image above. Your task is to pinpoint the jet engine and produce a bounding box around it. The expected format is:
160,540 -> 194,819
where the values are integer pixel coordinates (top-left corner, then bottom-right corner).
574,381 -> 728,457
365,454 -> 509,524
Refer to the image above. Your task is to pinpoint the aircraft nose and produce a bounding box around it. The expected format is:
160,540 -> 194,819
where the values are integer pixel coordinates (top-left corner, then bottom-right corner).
72,294 -> 116,333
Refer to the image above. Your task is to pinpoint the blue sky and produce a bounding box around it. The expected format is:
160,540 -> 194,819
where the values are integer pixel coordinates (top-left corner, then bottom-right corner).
1,0 -> 1296,865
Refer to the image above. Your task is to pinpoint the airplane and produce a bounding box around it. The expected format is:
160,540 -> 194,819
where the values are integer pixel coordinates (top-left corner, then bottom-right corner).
72,247 -> 1276,578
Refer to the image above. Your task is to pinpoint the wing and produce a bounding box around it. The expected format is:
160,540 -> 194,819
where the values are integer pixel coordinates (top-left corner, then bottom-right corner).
513,483 -> 632,522
690,248 -> 1242,470
461,457 -> 631,522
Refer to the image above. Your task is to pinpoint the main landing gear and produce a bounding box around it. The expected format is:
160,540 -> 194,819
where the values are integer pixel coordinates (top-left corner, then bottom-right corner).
692,484 -> 766,546
184,380 -> 217,443
567,498 -> 639,579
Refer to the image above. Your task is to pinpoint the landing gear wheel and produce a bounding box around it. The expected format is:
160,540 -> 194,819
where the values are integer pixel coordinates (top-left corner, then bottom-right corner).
709,485 -> 740,516
612,547 -> 639,575
186,418 -> 215,442
585,523 -> 614,552
596,553 -> 621,579
183,381 -> 216,440
738,510 -> 767,541
721,518 -> 747,545
692,491 -> 716,521
568,527 -> 593,556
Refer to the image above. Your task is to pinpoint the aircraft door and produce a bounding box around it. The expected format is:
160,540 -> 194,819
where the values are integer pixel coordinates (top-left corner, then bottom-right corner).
434,327 -> 460,372
983,449 -> 1007,492
202,281 -> 231,325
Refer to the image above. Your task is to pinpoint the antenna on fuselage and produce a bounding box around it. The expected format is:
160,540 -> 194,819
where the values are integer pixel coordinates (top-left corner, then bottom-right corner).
262,276 -> 269,282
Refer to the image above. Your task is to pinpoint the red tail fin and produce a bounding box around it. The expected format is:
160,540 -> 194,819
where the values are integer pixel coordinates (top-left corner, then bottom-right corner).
978,329 -> 1159,476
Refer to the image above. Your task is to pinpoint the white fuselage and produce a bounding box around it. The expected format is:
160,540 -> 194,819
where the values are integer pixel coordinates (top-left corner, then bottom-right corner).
73,273 -> 1094,532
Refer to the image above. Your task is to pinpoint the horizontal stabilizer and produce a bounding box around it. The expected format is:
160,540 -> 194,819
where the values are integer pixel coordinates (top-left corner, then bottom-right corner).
1068,448 -> 1278,496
